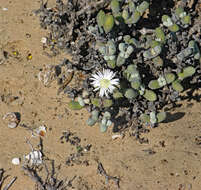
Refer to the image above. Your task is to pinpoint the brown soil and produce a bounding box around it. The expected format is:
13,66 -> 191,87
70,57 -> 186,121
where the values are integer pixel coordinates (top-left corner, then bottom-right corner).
0,0 -> 201,190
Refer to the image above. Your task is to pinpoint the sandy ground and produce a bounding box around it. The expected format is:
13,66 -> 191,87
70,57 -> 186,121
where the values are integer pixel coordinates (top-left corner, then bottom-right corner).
0,0 -> 201,190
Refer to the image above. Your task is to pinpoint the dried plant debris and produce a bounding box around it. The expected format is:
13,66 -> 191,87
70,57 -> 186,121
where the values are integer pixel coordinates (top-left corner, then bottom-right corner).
0,49 -> 8,64
60,130 -> 91,166
21,138 -> 74,190
0,169 -> 17,190
22,160 -> 72,190
23,138 -> 44,168
36,0 -> 201,134
97,162 -> 120,189
60,130 -> 81,145
38,59 -> 88,98
35,0 -> 108,68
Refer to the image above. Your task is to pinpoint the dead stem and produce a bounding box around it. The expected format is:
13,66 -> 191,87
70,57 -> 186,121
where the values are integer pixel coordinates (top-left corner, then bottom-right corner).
97,162 -> 120,190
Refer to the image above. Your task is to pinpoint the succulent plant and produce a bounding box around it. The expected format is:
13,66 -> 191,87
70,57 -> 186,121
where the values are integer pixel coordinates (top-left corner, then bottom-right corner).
97,10 -> 106,32
124,88 -> 138,99
112,89 -> 124,99
178,66 -> 196,80
155,27 -> 166,43
97,11 -> 114,33
97,40 -> 117,68
140,112 -> 166,125
143,45 -> 162,60
143,89 -> 157,102
103,99 -> 113,108
137,1 -> 149,15
110,0 -> 120,17
188,40 -> 200,60
172,80 -> 184,92
162,15 -> 179,32
148,73 -> 176,90
100,111 -> 112,132
123,64 -> 140,82
77,96 -> 85,107
37,0 -> 200,134
121,1 -> 149,25
91,98 -> 101,107
175,7 -> 191,25
162,15 -> 174,27
87,110 -> 99,126
68,101 -> 84,110
152,56 -> 163,67
177,47 -> 193,61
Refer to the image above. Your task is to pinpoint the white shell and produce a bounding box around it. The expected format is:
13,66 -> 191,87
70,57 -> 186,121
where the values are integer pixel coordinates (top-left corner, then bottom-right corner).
38,65 -> 56,86
12,157 -> 20,165
25,151 -> 42,165
2,7 -> 8,11
112,134 -> 123,140
8,122 -> 18,129
41,37 -> 47,44
3,112 -> 20,129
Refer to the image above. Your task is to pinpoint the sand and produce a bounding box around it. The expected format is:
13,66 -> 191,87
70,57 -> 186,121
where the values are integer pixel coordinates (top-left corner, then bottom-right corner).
0,0 -> 201,189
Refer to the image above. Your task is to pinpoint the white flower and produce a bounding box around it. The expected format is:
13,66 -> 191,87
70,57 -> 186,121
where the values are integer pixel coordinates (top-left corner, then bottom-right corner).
90,69 -> 119,97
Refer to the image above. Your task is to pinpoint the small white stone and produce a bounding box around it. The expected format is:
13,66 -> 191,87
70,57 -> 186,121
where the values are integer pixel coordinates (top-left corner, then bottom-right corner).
112,134 -> 123,140
2,7 -> 8,11
41,37 -> 47,44
83,98 -> 90,104
12,157 -> 20,165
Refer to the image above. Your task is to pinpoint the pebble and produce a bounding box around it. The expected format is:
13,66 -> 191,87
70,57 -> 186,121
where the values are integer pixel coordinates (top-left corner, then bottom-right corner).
83,98 -> 90,104
112,134 -> 123,140
12,157 -> 20,165
41,37 -> 47,44
2,7 -> 8,11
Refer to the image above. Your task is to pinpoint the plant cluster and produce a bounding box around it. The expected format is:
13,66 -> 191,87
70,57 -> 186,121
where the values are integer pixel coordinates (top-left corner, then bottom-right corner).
37,0 -> 201,132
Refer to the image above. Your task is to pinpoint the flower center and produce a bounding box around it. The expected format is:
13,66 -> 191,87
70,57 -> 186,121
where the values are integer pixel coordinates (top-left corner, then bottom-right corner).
100,79 -> 110,89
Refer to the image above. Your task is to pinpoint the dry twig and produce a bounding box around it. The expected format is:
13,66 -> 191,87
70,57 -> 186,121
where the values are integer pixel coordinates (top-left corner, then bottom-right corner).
97,162 -> 120,189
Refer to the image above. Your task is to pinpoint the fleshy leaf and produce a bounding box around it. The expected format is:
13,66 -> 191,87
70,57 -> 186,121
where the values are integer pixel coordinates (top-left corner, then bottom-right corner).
182,15 -> 191,25
68,101 -> 83,110
100,123 -> 108,133
178,66 -> 196,80
137,1 -> 149,15
148,80 -> 161,89
113,90 -> 123,99
107,60 -> 116,69
111,0 -> 120,16
143,89 -> 157,101
97,10 -> 105,28
155,27 -> 165,43
117,54 -> 126,66
168,24 -> 179,32
103,99 -> 113,108
172,81 -> 184,92
157,112 -> 166,123
153,56 -> 163,67
126,11 -> 141,24
131,79 -> 141,90
91,98 -> 101,107
103,14 -> 114,33
140,114 -> 150,123
165,73 -> 175,84
124,88 -> 138,99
